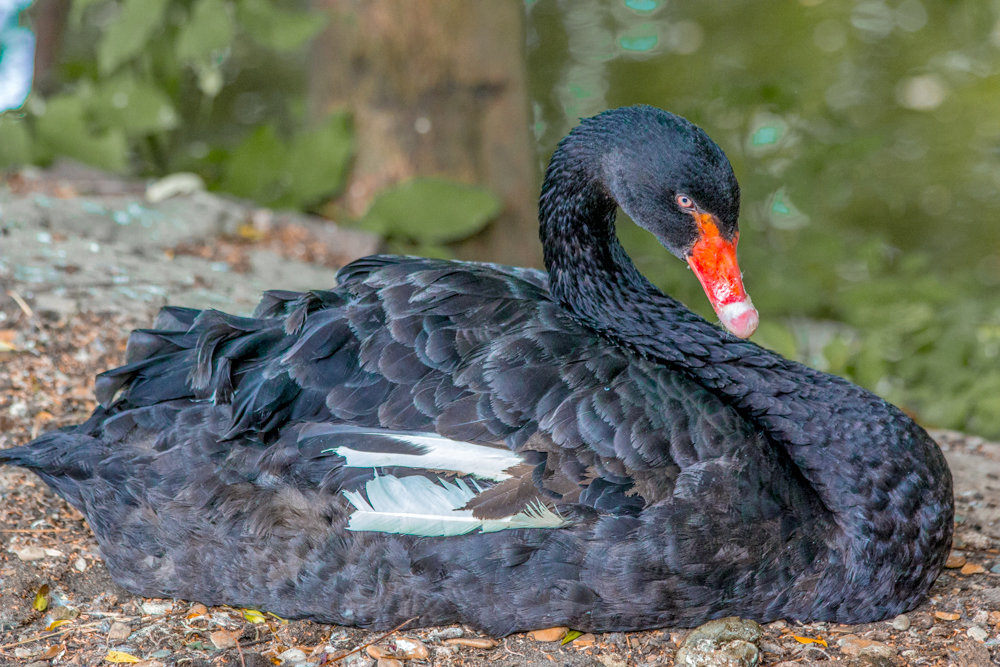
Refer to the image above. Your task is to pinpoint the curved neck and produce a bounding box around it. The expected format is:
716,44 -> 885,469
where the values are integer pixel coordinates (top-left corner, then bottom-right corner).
537,151 -> 953,584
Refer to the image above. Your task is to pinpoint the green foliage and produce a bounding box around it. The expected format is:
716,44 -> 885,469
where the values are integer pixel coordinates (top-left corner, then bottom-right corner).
96,0 -> 169,75
220,113 -> 354,208
358,178 -> 502,253
0,0 -> 349,210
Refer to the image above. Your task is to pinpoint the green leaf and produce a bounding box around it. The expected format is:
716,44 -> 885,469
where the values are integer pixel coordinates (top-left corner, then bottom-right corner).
69,0 -> 111,28
278,112 -> 354,207
32,584 -> 49,612
91,74 -> 178,136
176,0 -> 235,66
236,0 -> 328,52
96,0 -> 170,75
561,630 -> 584,645
0,114 -> 33,167
219,124 -> 287,203
34,95 -> 128,172
360,178 -> 502,244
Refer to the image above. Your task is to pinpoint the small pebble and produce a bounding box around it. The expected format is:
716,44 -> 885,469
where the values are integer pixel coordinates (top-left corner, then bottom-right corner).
891,614 -> 911,631
376,659 -> 402,667
945,552 -> 967,568
443,637 -> 498,649
186,603 -> 208,618
366,645 -> 390,659
277,647 -> 308,664
141,600 -> 173,615
11,546 -> 48,562
572,633 -> 597,647
837,635 -> 896,658
967,625 -> 988,642
393,638 -> 429,660
74,557 -> 86,571
107,621 -> 131,643
934,611 -> 961,621
675,617 -> 762,667
960,562 -> 985,575
527,626 -> 569,642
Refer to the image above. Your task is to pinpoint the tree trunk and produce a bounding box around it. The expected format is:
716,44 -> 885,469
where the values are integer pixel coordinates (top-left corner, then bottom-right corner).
310,0 -> 541,267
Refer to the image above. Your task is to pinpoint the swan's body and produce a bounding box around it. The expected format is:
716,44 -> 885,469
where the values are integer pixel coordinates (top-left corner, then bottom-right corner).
1,106 -> 952,635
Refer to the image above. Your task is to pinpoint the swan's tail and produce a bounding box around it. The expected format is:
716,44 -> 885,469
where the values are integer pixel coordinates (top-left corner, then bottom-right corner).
0,431 -> 102,509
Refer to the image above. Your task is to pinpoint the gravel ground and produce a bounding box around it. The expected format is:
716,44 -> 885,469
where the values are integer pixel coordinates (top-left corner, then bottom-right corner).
1,168 -> 998,666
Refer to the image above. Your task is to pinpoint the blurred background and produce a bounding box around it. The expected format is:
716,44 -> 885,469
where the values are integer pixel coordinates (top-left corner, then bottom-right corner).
1,0 -> 999,437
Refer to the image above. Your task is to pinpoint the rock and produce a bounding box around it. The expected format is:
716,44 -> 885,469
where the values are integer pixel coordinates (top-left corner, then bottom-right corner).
340,652 -> 374,667
442,637 -> 498,649
966,625 -> 988,642
10,546 -> 48,561
890,614 -> 910,631
366,645 -> 390,659
107,621 -> 131,643
959,562 -> 985,575
528,626 -> 569,642
838,635 -> 895,659
393,638 -> 430,660
140,600 -> 173,615
209,629 -> 239,649
933,611 -> 961,621
945,552 -> 967,568
74,557 -> 87,571
276,647 -> 308,665
674,617 -> 763,667
572,633 -> 597,647
376,659 -> 403,667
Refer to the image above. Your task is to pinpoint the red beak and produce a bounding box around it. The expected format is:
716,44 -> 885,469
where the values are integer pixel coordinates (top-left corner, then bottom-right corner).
686,213 -> 758,338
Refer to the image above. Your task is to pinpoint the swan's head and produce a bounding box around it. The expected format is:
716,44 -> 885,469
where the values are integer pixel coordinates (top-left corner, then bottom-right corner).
589,106 -> 758,338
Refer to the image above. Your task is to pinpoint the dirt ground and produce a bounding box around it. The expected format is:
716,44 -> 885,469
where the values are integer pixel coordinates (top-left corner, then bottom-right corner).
1,169 -> 999,666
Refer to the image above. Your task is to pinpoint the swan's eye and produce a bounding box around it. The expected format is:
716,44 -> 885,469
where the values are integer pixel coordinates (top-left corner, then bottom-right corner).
676,194 -> 695,209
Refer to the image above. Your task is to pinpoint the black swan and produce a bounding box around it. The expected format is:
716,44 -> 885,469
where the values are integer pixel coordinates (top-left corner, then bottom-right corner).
1,105 -> 953,635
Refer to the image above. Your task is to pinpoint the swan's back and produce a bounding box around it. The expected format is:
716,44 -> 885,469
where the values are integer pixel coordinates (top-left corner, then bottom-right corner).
7,255 -> 843,633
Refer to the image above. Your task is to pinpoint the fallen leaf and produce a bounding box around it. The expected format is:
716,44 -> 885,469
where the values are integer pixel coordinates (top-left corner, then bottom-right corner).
241,608 -> 267,624
210,629 -> 239,649
39,644 -> 63,660
105,650 -> 142,663
792,635 -> 828,647
934,611 -> 961,621
561,630 -> 584,645
33,584 -> 50,611
45,619 -> 71,631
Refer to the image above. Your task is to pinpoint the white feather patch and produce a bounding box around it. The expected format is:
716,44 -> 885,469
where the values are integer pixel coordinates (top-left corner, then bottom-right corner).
342,474 -> 565,536
330,432 -> 524,481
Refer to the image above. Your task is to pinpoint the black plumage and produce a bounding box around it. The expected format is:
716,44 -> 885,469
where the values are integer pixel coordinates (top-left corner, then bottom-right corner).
1,106 -> 952,635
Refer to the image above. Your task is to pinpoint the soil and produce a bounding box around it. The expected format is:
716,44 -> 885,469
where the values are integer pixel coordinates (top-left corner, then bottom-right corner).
1,167 -> 998,666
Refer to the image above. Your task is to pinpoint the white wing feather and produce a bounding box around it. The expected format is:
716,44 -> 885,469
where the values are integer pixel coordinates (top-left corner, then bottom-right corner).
343,474 -> 564,537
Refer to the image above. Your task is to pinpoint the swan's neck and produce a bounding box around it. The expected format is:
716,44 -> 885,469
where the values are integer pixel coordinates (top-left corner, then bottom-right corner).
538,163 -> 953,591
